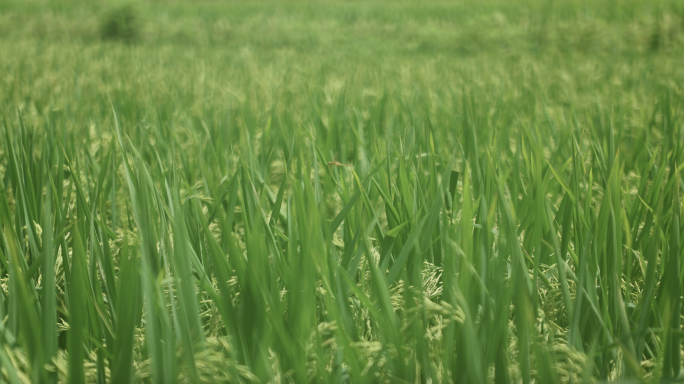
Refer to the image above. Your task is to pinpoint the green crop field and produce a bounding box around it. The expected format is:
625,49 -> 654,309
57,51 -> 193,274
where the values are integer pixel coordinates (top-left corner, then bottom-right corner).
1,0 -> 684,382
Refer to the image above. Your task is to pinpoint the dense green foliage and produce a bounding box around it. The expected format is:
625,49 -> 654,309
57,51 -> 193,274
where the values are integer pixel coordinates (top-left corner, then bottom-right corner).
1,0 -> 684,382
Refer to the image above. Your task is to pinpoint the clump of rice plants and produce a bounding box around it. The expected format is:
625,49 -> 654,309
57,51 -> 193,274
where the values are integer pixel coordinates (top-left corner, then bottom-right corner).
1,0 -> 683,383
100,4 -> 139,43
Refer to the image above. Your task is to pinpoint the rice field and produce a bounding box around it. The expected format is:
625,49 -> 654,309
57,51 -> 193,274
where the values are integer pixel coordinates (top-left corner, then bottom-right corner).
1,0 -> 684,382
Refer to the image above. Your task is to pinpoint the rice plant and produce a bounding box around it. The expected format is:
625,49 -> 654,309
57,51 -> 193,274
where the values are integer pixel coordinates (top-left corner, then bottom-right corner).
1,0 -> 684,382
